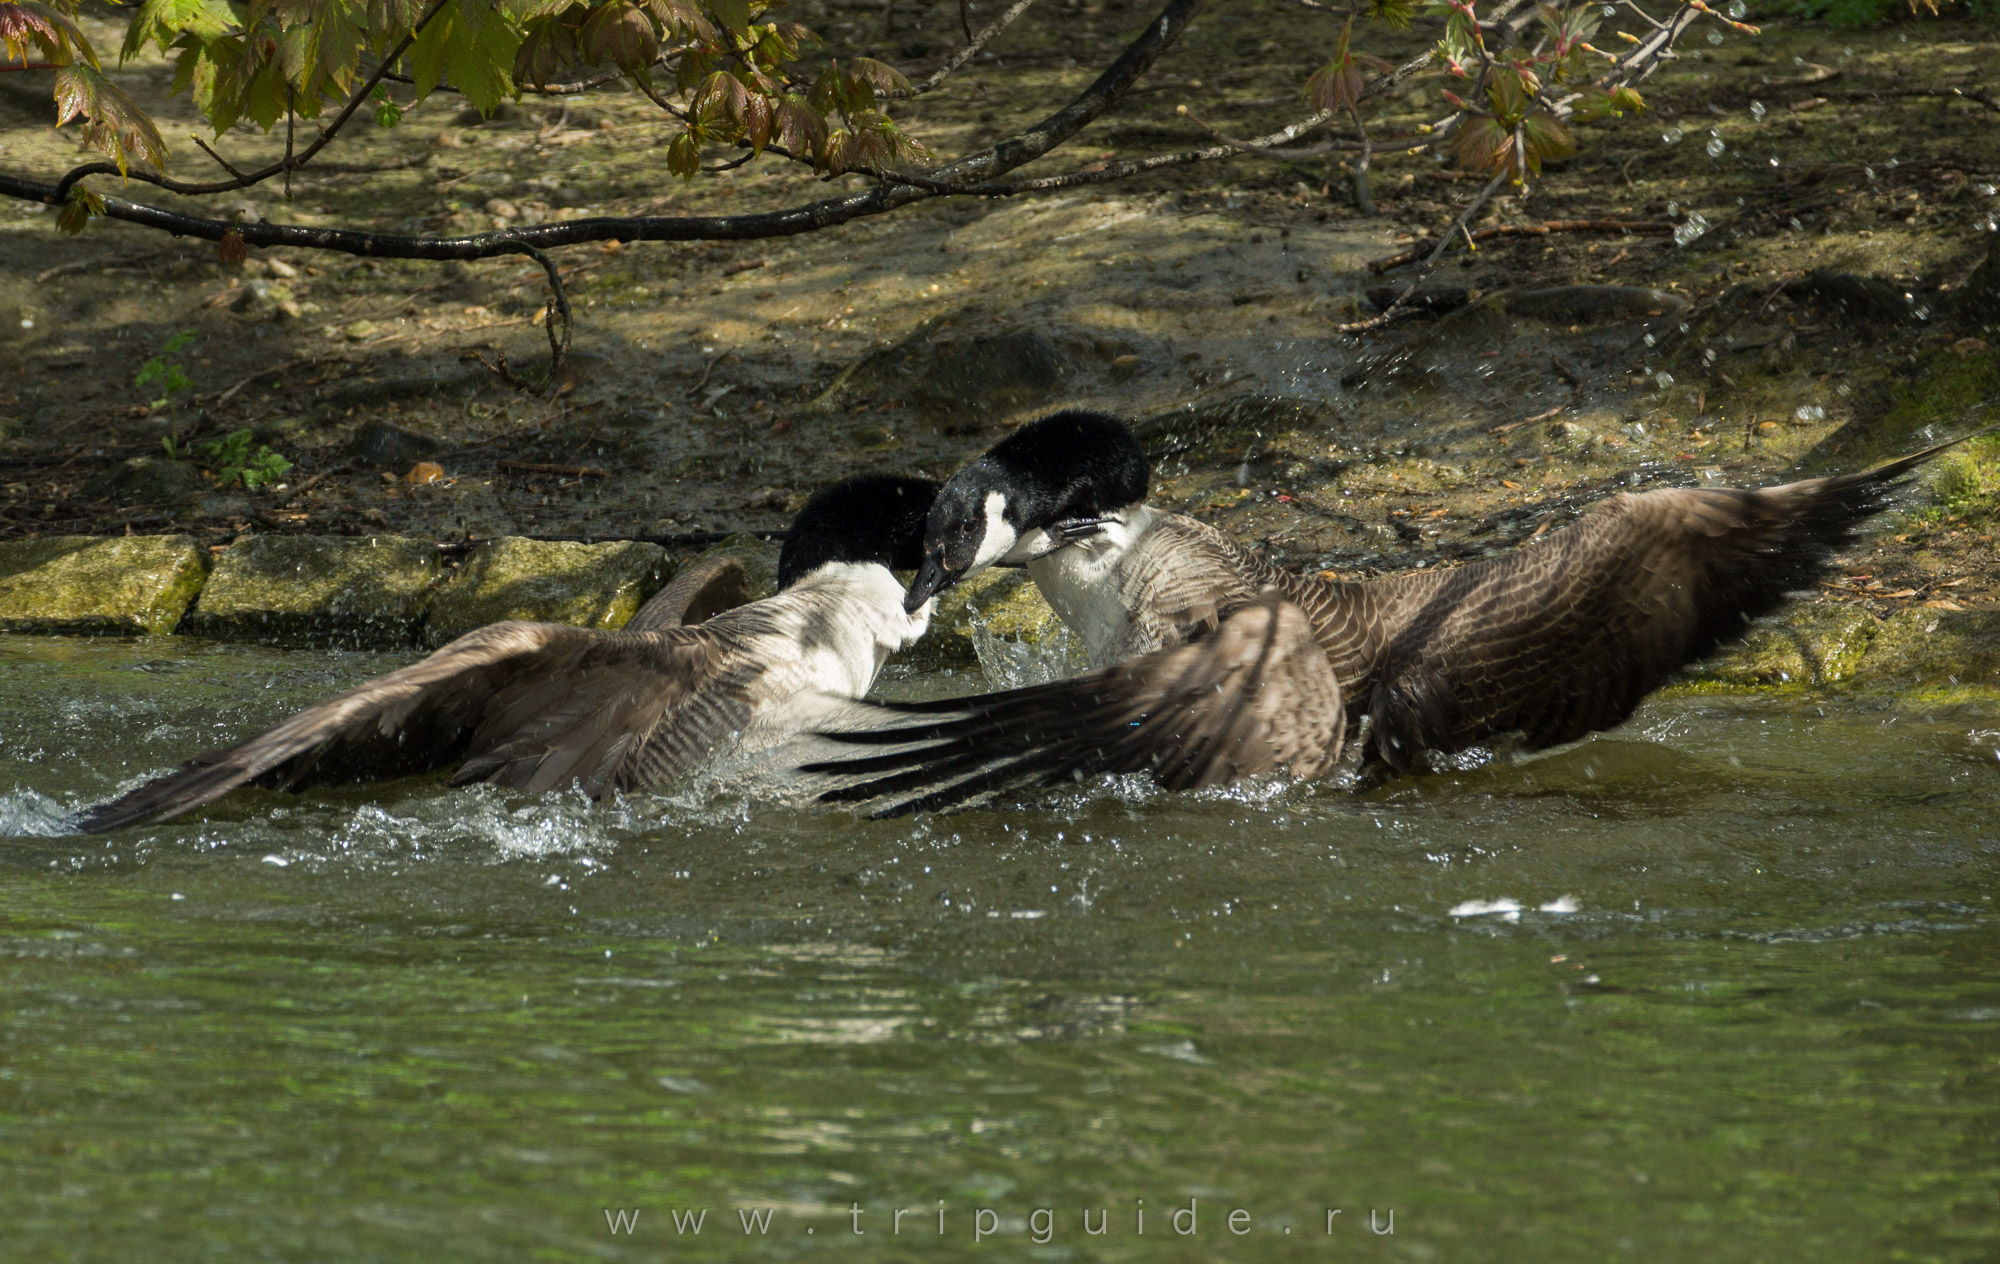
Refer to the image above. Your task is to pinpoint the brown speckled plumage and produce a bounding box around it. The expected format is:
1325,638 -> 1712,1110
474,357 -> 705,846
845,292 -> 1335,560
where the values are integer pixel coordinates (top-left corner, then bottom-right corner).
816,442 -> 1960,813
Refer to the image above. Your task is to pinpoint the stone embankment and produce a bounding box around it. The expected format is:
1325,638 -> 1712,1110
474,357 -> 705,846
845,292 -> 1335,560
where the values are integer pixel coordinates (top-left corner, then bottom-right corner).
1,533 -> 1996,695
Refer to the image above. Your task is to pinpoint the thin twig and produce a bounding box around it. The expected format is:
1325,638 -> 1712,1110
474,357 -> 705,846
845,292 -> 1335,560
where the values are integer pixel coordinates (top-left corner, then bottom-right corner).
890,0 -> 1042,98
1366,218 -> 1675,272
1339,168 -> 1507,334
193,138 -> 248,181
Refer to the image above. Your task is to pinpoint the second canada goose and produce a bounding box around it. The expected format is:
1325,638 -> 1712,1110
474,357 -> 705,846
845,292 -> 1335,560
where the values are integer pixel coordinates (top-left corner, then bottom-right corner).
814,411 -> 1972,813
76,474 -> 940,832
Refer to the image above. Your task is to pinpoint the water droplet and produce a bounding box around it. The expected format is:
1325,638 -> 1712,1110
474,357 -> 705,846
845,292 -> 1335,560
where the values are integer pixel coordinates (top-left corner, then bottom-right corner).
1667,200 -> 1680,216
1770,156 -> 1780,167
1865,166 -> 1876,181
1643,333 -> 1656,347
1702,347 -> 1718,364
1886,157 -> 1899,168
1749,101 -> 1765,121
1673,212 -> 1712,246
1707,30 -> 1723,45
1706,137 -> 1726,158
1794,404 -> 1825,423
1789,217 -> 1804,231
1662,127 -> 1684,145
1602,2 -> 1615,12
17,318 -> 29,330
1727,0 -> 1747,14
1654,371 -> 1674,390
1977,184 -> 1997,197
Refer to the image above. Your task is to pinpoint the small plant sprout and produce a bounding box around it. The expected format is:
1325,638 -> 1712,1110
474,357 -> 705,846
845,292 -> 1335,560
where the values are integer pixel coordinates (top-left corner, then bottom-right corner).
134,330 -> 197,411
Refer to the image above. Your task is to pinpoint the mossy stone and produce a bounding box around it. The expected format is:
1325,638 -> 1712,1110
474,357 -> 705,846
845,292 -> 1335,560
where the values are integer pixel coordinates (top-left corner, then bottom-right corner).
1687,602 -> 1879,687
183,534 -> 438,648
0,535 -> 208,636
1856,607 -> 2000,689
426,537 -> 669,647
906,569 -> 1082,677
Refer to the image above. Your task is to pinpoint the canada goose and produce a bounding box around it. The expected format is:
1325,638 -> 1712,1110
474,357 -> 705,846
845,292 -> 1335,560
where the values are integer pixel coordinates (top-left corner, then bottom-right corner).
813,410 -> 1974,813
77,474 -> 940,833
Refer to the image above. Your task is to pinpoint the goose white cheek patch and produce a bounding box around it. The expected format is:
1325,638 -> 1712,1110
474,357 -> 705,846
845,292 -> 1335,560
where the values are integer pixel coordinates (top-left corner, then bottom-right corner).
969,490 -> 1018,572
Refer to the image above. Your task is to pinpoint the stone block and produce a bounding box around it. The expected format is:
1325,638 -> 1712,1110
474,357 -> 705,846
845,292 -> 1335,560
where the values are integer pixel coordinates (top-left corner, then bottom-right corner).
426,537 -> 668,647
183,534 -> 437,647
1687,602 -> 1879,687
1856,606 -> 2000,689
0,535 -> 208,636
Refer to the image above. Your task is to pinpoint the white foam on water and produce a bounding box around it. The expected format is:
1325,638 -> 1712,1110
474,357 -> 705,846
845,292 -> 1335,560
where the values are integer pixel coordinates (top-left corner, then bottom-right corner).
0,788 -> 75,837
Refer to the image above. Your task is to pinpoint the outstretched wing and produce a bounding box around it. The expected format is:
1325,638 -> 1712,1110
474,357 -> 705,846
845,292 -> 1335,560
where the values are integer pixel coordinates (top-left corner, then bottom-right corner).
76,622 -> 754,832
625,556 -> 753,631
807,591 -> 1342,815
1357,446 -> 1945,767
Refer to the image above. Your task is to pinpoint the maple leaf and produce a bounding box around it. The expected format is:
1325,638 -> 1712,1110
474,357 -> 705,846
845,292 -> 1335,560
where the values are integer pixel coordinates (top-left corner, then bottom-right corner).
55,63 -> 169,175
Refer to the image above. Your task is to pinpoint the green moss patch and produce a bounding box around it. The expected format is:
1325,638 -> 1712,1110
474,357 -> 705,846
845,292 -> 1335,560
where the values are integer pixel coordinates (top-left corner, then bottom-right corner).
426,537 -> 669,647
0,535 -> 208,636
182,535 -> 439,648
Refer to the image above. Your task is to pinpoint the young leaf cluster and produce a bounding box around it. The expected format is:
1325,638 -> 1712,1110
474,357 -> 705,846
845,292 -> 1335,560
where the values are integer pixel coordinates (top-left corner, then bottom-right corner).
1299,0 -> 1742,184
23,0 -> 925,185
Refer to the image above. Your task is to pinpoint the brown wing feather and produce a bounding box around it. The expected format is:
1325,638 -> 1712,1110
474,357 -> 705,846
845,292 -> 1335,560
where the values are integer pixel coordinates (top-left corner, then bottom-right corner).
1350,457 -> 1930,767
76,622 -> 754,832
625,556 -> 753,631
810,592 -> 1342,814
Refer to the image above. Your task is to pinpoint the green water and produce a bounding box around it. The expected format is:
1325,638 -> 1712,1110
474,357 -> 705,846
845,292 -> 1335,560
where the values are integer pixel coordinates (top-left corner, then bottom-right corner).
2,635 -> 1998,1262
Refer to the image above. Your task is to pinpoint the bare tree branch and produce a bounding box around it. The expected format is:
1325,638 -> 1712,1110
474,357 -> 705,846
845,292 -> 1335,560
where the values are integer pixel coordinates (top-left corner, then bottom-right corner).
4,0 -> 1208,256
890,0 -> 1041,98
1339,168 -> 1507,334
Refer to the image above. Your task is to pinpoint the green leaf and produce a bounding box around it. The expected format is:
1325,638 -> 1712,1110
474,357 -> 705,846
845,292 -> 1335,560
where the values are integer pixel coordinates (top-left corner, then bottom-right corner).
1449,114 -> 1510,172
664,129 -> 700,177
2,1 -> 99,67
54,62 -> 169,173
55,185 -> 103,235
1519,112 -> 1574,173
579,0 -> 657,74
120,0 -> 232,63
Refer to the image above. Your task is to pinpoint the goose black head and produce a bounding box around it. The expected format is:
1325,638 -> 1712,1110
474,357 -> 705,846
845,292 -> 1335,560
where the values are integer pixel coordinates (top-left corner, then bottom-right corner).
904,409 -> 1149,612
778,474 -> 941,590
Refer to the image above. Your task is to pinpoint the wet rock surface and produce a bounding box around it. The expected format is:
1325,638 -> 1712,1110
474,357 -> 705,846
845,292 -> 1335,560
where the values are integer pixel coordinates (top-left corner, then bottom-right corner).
909,568 -> 1072,671
78,457 -> 205,506
819,321 -> 1077,432
0,535 -> 208,636
1856,607 -> 2000,690
425,537 -> 669,647
182,534 -> 439,648
348,419 -> 445,466
1684,603 -> 1879,688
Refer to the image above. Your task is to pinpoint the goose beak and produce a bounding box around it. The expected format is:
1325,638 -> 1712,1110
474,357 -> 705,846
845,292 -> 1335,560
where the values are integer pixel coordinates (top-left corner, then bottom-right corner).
905,550 -> 959,613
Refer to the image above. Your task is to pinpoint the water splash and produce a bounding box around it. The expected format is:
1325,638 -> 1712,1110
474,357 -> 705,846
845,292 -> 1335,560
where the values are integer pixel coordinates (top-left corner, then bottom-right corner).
0,789 -> 75,838
971,621 -> 1085,690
